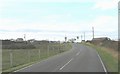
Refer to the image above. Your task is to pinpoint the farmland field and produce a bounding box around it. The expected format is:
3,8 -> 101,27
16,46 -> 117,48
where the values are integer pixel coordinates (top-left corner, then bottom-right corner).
2,43 -> 72,72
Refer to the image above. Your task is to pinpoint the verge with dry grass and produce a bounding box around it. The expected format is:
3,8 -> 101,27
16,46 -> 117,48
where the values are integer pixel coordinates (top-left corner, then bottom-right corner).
84,43 -> 118,72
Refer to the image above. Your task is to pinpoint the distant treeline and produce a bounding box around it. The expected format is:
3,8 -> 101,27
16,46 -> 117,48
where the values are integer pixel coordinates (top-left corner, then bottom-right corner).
1,40 -> 60,49
2,43 -> 36,49
87,37 -> 119,51
2,41 -> 35,49
1,40 -> 36,49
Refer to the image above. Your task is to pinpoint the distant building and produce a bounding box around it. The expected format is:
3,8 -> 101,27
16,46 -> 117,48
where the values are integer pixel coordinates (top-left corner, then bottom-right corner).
82,40 -> 85,42
91,37 -> 111,45
28,39 -> 36,43
68,38 -> 76,43
49,41 -> 60,43
10,39 -> 16,41
31,40 -> 49,45
16,38 -> 24,42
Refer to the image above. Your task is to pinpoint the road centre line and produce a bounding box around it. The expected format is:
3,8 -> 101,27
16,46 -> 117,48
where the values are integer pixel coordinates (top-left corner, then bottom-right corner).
59,58 -> 73,70
14,64 -> 34,72
76,52 -> 80,56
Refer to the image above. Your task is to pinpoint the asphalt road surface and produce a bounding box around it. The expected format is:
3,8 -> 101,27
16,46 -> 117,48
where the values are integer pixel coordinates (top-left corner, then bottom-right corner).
14,43 -> 106,72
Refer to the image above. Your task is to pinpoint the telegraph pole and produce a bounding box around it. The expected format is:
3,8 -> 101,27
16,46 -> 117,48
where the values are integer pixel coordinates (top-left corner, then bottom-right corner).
92,27 -> 94,39
65,37 -> 67,42
24,34 -> 26,41
77,36 -> 79,43
84,32 -> 85,41
81,35 -> 83,42
24,34 -> 27,44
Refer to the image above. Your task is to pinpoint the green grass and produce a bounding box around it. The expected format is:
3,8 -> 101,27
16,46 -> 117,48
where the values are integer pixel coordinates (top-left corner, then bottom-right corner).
2,43 -> 72,72
118,52 -> 120,74
84,43 -> 118,72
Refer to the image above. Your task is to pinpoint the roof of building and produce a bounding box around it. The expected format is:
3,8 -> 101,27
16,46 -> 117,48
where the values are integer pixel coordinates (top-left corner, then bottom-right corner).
92,37 -> 110,41
16,38 -> 23,40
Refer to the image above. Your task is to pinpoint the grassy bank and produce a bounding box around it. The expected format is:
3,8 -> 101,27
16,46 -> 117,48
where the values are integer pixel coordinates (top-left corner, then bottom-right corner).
2,43 -> 72,72
84,43 -> 118,72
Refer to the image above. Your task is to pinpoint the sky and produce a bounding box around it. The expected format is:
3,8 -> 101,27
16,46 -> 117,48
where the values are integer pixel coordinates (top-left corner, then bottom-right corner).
0,0 -> 119,41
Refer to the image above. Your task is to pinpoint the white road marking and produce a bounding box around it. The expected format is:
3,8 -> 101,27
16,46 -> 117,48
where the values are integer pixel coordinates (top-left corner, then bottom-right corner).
14,64 -> 34,72
59,58 -> 73,70
76,52 -> 80,56
97,53 -> 107,73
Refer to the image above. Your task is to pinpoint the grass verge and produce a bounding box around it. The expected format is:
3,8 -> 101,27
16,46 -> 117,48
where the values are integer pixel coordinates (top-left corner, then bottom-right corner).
84,43 -> 118,72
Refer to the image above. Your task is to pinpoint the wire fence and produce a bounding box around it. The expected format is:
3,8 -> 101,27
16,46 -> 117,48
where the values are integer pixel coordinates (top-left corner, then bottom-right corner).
2,43 -> 71,71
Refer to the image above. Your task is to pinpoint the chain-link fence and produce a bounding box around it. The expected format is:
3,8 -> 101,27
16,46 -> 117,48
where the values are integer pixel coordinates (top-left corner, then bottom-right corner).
2,43 -> 71,72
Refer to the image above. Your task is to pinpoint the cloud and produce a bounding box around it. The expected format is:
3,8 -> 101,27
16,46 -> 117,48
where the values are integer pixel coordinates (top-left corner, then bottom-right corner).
0,15 -> 117,33
0,0 -> 118,40
0,18 -> 28,31
91,15 -> 117,32
0,15 -> 118,40
1,0 -> 118,4
0,0 -> 93,3
92,0 -> 118,10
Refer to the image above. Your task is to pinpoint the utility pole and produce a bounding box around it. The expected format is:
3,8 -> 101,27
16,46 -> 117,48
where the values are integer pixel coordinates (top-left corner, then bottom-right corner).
81,35 -> 83,42
77,36 -> 79,43
24,34 -> 27,44
92,27 -> 94,39
65,37 -> 67,42
84,32 -> 85,41
24,34 -> 26,41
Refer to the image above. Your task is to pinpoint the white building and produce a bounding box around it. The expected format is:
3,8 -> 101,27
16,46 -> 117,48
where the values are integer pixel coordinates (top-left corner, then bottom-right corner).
16,38 -> 24,42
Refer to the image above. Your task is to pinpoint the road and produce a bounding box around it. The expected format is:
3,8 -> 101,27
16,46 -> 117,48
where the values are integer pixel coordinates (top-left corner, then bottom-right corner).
14,43 -> 106,72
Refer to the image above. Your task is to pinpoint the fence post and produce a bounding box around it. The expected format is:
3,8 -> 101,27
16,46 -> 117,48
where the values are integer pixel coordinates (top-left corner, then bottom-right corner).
0,44 -> 2,73
53,46 -> 54,54
38,49 -> 40,59
59,43 -> 60,53
10,50 -> 13,68
47,45 -> 49,57
28,50 -> 30,62
65,43 -> 67,50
